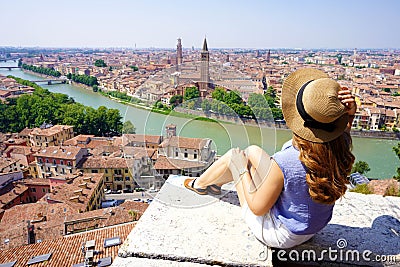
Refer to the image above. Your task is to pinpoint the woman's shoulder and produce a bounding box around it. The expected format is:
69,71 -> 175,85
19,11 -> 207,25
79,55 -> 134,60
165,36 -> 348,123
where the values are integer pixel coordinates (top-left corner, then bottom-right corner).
273,140 -> 301,169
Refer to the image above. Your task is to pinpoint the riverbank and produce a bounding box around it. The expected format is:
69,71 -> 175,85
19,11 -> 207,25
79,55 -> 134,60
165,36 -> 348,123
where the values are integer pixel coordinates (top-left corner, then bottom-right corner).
2,63 -> 395,179
19,68 -> 400,141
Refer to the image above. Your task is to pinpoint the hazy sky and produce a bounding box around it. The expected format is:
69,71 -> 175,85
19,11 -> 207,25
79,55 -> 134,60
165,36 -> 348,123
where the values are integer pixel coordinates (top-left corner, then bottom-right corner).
1,0 -> 399,49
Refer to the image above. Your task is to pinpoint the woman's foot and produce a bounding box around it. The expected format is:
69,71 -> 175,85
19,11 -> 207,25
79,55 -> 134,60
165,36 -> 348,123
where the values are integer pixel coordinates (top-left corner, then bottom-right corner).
207,184 -> 222,195
184,178 -> 207,195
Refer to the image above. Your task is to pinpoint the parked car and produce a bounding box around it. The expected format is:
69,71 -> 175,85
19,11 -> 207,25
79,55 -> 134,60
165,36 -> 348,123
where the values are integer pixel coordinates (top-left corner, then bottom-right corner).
148,188 -> 158,193
122,188 -> 133,193
135,187 -> 145,192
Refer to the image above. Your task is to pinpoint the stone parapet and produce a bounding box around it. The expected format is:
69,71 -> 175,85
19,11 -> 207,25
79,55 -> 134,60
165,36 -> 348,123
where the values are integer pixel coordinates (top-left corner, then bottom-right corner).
113,176 -> 400,266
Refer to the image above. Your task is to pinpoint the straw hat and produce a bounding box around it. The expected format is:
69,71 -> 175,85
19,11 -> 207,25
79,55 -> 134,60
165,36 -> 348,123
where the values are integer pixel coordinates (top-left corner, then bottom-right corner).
282,68 -> 348,143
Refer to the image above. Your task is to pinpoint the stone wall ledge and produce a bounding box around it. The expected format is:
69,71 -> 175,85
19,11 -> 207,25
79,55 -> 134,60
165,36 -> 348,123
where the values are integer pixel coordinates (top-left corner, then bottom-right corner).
112,176 -> 400,266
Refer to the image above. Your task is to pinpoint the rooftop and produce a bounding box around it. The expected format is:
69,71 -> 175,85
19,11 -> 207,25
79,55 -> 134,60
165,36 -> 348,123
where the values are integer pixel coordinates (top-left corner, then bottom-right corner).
29,125 -> 73,137
153,156 -> 206,170
33,146 -> 84,160
0,222 -> 135,267
44,173 -> 104,212
78,156 -> 128,169
159,136 -> 211,150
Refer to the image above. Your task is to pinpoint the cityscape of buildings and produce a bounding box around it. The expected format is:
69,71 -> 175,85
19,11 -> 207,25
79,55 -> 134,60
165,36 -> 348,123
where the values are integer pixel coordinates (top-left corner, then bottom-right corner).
2,38 -> 400,130
0,38 -> 400,266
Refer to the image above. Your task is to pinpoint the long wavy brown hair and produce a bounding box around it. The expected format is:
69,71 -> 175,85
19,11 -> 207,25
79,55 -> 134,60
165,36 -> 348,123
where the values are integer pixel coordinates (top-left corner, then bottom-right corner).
293,132 -> 355,205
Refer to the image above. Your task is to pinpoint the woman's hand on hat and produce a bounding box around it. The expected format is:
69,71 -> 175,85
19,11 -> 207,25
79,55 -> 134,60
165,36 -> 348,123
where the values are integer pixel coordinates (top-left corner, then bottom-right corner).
338,87 -> 357,116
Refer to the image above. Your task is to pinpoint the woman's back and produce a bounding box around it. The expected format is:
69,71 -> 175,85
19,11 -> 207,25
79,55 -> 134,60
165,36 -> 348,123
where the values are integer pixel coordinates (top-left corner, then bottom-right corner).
272,143 -> 334,235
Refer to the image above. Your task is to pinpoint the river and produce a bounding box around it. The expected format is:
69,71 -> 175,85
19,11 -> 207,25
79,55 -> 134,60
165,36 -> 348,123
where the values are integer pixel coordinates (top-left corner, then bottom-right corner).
0,61 -> 398,179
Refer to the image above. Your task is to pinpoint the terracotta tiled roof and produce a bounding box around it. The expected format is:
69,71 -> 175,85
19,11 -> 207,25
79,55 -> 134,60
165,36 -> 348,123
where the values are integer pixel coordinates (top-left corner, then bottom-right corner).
153,156 -> 206,170
4,145 -> 39,156
19,127 -> 33,136
63,135 -> 95,146
91,145 -> 121,157
122,147 -> 156,159
33,146 -> 84,160
78,156 -> 128,169
20,178 -> 50,187
122,134 -> 162,146
159,136 -> 210,150
0,184 -> 28,210
0,202 -> 75,249
44,173 -> 104,212
63,135 -> 120,150
0,222 -> 135,267
0,158 -> 19,171
30,125 -> 73,137
64,201 -> 148,234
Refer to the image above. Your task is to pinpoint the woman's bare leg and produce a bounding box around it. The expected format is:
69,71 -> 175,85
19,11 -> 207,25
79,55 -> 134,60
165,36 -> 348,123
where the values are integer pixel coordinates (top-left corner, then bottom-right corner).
235,145 -> 272,207
193,145 -> 272,208
194,148 -> 234,188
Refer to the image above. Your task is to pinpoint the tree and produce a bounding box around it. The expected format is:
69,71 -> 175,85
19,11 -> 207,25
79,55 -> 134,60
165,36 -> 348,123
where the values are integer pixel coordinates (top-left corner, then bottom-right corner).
130,66 -> 139,71
248,93 -> 266,108
92,85 -> 98,92
169,95 -> 183,107
211,87 -> 226,101
184,87 -> 200,101
94,59 -> 107,67
351,161 -> 371,175
271,107 -> 283,120
122,120 -> 136,134
0,76 -> 124,135
224,91 -> 243,105
201,99 -> 211,112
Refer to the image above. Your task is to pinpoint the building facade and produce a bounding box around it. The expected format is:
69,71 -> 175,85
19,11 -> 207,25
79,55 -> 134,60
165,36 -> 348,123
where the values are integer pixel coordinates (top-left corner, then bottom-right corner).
29,125 -> 74,147
34,146 -> 88,178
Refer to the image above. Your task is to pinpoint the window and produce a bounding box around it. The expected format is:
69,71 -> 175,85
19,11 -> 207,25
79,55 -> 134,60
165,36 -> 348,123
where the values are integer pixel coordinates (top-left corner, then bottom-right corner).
91,169 -> 99,173
184,152 -> 188,158
175,152 -> 178,157
125,169 -> 128,173
30,188 -> 36,192
104,237 -> 121,248
60,160 -> 63,165
67,161 -> 71,166
125,177 -> 130,181
105,169 -> 108,173
46,159 -> 49,163
53,159 -> 56,165
194,154 -> 197,159
106,177 -> 109,182
38,158 -> 42,163
42,188 -> 46,193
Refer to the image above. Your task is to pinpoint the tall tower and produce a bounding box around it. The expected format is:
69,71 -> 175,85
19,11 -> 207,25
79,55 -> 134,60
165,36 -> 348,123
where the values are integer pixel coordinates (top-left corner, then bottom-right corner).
165,124 -> 177,138
266,49 -> 271,64
200,37 -> 210,90
176,38 -> 183,67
